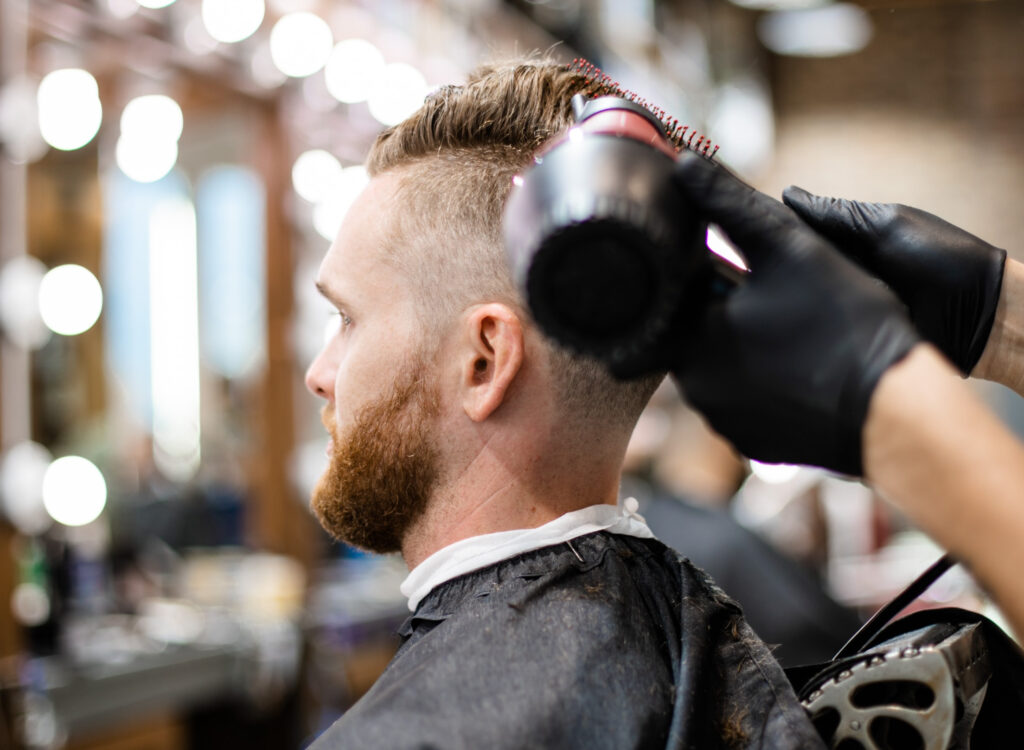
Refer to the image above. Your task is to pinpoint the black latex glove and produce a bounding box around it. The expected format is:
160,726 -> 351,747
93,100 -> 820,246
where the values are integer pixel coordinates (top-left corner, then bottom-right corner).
672,155 -> 920,476
782,186 -> 1007,375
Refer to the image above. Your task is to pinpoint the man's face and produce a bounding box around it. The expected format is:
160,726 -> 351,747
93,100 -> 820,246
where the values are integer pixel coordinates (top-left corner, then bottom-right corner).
305,172 -> 444,553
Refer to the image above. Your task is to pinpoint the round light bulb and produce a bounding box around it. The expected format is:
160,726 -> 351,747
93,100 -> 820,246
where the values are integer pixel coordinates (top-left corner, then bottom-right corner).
37,68 -> 103,151
367,63 -> 428,126
270,12 -> 333,78
120,94 -> 183,143
324,39 -> 385,104
116,134 -> 178,183
38,264 -> 103,336
292,149 -> 343,204
42,456 -> 107,527
201,0 -> 265,44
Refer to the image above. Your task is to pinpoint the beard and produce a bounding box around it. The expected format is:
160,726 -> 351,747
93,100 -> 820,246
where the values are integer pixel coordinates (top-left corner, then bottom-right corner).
311,360 -> 442,554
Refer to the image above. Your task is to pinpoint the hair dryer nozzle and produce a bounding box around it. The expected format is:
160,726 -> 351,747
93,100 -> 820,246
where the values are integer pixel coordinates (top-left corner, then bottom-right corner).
504,109 -> 706,377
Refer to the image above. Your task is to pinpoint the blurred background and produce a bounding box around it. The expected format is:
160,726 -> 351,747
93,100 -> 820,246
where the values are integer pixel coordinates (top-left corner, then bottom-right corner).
1,0 -> 1023,747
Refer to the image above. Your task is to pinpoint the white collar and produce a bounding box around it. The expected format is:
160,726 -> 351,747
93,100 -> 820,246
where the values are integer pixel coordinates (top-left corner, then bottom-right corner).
400,499 -> 654,611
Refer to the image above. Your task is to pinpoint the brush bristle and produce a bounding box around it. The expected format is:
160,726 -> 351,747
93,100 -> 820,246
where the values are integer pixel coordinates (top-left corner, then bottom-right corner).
568,58 -> 718,160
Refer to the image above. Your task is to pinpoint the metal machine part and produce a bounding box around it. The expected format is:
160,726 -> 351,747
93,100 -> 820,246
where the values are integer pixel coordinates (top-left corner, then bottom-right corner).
801,622 -> 992,750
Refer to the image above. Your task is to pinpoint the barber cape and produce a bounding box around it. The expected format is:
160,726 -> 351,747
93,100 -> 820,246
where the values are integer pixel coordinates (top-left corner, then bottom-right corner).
311,505 -> 825,749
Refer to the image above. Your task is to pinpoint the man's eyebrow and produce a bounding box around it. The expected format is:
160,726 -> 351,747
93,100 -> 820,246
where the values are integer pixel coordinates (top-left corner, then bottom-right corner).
315,279 -> 336,301
316,279 -> 355,313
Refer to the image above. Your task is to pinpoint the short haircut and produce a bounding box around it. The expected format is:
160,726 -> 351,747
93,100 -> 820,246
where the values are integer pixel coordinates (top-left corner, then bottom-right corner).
366,57 -> 663,427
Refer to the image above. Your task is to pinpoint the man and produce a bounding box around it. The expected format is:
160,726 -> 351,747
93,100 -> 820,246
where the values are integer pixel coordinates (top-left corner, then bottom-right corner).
305,60 -> 824,748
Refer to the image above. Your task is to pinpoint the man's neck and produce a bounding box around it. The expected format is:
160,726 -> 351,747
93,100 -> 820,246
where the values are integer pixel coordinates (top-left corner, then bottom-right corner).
400,430 -> 623,569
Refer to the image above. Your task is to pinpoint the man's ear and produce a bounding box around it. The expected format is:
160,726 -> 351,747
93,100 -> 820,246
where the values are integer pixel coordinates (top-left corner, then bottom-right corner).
459,304 -> 524,422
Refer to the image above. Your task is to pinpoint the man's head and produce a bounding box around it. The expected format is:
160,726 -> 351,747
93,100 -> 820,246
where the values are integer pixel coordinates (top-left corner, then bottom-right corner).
305,58 -> 664,554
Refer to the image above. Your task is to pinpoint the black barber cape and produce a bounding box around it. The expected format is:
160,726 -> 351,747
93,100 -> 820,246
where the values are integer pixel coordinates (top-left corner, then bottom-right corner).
311,531 -> 826,749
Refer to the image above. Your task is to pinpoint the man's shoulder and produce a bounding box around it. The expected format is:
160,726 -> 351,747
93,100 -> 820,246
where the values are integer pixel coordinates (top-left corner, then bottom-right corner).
311,533 -> 688,749
434,532 -> 713,620
404,531 -> 691,649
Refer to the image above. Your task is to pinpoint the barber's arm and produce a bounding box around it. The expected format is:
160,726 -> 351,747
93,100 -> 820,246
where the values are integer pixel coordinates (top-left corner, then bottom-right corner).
782,187 -> 1024,396
866,344 -> 1024,637
672,154 -> 1024,637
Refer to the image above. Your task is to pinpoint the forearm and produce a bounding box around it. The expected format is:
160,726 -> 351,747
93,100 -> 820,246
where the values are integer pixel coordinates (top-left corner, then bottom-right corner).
973,257 -> 1024,395
864,343 -> 1024,637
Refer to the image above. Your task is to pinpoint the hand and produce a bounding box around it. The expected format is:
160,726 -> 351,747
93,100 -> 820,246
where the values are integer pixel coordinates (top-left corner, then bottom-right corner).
671,155 -> 920,476
782,187 -> 1006,375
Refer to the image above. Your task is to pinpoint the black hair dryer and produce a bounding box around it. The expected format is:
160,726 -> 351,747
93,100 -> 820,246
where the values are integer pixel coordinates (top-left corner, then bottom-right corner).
503,94 -> 737,379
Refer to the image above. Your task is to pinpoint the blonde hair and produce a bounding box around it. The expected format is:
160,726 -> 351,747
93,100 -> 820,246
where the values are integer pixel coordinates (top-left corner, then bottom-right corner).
367,57 -> 663,425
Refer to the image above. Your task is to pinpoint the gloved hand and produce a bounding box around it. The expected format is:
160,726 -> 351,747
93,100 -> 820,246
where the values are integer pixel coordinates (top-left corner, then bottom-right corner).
671,155 -> 920,476
782,186 -> 1007,375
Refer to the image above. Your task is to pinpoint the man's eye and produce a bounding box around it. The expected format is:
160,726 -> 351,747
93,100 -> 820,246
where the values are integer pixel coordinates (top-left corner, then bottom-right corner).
322,312 -> 351,344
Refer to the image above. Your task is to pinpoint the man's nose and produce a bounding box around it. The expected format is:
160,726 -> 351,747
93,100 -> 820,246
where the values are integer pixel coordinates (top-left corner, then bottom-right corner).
305,352 -> 333,400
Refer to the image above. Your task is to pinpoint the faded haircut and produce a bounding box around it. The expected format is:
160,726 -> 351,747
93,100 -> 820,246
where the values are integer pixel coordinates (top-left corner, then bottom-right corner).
365,57 -> 664,426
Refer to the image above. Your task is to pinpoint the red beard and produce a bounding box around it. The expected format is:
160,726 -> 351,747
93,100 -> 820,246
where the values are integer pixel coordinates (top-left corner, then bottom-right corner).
312,362 -> 441,554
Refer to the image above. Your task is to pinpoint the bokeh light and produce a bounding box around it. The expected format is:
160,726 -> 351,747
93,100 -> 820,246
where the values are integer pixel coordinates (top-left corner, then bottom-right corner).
136,0 -> 177,8
106,0 -> 139,18
38,264 -> 104,336
324,39 -> 385,104
120,94 -> 183,143
250,40 -> 288,89
0,256 -> 51,349
116,134 -> 179,183
313,165 -> 369,241
292,149 -> 343,204
758,3 -> 873,57
0,441 -> 54,535
0,75 -> 47,164
270,12 -> 333,78
42,456 -> 108,527
12,583 -> 50,626
202,0 -> 265,44
149,197 -> 202,482
367,63 -> 428,126
183,15 -> 219,55
707,79 -> 775,175
36,68 -> 103,151
116,94 -> 183,182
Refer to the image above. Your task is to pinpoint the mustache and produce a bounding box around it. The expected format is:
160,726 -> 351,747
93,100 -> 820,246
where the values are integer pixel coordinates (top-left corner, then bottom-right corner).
321,406 -> 338,438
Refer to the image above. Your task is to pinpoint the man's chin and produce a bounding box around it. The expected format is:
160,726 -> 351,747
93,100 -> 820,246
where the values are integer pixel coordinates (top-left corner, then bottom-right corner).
310,461 -> 417,555
311,500 -> 403,555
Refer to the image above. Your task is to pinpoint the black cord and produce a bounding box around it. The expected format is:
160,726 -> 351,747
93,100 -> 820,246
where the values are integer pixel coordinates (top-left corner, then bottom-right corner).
832,553 -> 957,660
